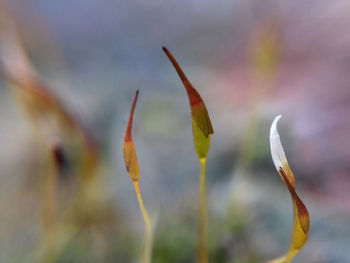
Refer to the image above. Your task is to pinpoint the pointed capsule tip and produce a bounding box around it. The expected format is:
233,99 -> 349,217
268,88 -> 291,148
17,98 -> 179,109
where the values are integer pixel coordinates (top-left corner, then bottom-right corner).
272,114 -> 282,126
162,47 -> 171,57
270,114 -> 287,170
132,90 -> 139,105
270,114 -> 282,138
123,91 -> 139,143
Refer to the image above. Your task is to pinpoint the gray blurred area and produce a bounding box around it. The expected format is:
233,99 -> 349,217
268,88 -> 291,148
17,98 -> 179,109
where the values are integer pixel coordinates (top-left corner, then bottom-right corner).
0,0 -> 350,262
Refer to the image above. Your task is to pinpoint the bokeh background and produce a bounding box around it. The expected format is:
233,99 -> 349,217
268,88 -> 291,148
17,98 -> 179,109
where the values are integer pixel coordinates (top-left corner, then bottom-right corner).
0,0 -> 350,262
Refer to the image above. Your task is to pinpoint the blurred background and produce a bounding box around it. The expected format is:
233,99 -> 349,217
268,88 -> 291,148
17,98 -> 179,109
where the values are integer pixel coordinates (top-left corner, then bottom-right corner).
0,0 -> 350,262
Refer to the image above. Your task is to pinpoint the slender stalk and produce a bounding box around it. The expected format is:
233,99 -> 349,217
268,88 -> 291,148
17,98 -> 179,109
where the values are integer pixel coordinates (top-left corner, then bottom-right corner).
42,154 -> 57,236
38,146 -> 59,263
133,181 -> 152,263
197,158 -> 208,263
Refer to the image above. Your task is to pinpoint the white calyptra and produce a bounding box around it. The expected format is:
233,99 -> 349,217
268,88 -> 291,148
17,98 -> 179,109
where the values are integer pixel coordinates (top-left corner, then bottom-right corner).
270,115 -> 288,171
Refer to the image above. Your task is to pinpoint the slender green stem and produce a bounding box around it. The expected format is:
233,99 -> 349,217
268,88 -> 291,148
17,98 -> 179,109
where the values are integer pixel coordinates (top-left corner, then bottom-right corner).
133,181 -> 152,263
38,148 -> 58,263
42,159 -> 57,236
197,158 -> 208,263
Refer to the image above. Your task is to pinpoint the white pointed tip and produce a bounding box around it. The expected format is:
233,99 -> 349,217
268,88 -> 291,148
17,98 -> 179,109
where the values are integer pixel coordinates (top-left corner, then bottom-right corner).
272,114 -> 282,125
270,115 -> 287,171
270,115 -> 282,141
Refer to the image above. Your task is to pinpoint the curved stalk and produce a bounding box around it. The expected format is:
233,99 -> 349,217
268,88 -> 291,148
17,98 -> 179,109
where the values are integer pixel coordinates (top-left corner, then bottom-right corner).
133,181 -> 152,263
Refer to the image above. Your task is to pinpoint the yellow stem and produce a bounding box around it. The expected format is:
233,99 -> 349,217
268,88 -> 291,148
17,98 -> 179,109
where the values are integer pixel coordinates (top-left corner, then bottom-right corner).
197,158 -> 208,263
38,149 -> 58,263
42,158 -> 57,235
133,181 -> 152,263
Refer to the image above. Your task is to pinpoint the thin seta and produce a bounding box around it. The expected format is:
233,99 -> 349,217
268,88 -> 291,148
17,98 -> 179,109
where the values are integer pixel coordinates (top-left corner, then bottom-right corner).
268,115 -> 310,263
123,90 -> 153,263
163,47 -> 214,263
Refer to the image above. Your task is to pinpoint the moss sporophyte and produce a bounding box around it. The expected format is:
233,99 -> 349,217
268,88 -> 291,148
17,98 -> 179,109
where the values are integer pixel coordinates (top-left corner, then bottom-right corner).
123,90 -> 153,263
268,115 -> 310,263
163,47 -> 213,263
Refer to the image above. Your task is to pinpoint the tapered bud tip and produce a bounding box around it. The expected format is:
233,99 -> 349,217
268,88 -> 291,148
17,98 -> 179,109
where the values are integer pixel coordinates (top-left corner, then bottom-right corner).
134,90 -> 139,101
162,47 -> 172,58
270,115 -> 288,170
123,90 -> 139,143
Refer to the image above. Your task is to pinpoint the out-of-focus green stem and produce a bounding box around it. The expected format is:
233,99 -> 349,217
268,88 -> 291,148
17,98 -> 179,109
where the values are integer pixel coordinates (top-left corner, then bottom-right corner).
197,158 -> 208,263
42,156 -> 57,236
38,147 -> 59,263
133,181 -> 152,263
